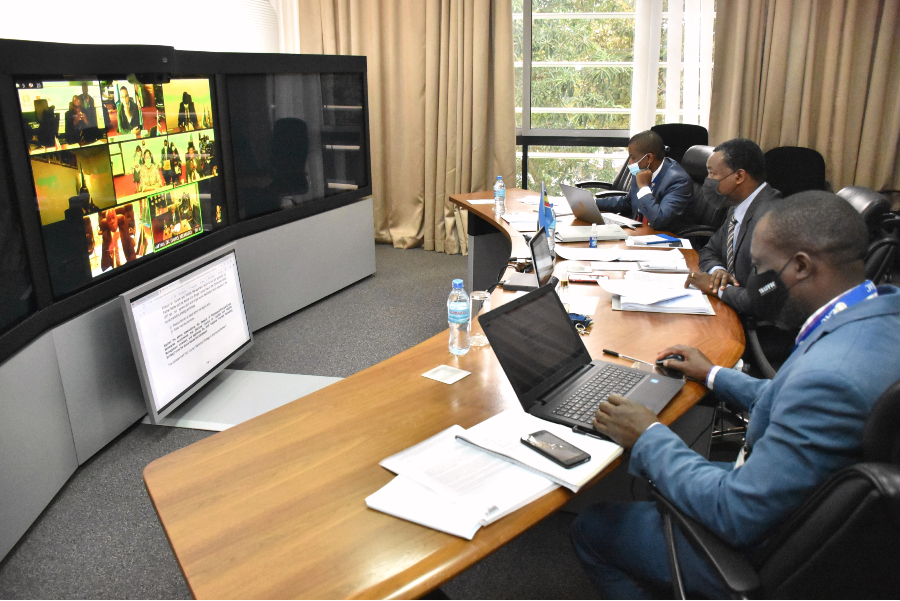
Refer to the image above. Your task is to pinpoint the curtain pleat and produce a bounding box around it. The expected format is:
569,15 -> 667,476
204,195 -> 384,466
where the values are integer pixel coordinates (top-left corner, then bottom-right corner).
274,0 -> 516,253
709,0 -> 900,192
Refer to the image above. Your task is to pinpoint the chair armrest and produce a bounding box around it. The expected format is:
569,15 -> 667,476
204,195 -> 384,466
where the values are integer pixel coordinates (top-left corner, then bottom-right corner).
650,486 -> 761,598
745,321 -> 778,379
574,180 -> 615,190
676,225 -> 717,239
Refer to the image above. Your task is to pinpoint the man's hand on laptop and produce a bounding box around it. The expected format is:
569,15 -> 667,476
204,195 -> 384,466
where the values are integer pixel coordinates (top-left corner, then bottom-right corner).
592,395 -> 657,450
655,345 -> 714,382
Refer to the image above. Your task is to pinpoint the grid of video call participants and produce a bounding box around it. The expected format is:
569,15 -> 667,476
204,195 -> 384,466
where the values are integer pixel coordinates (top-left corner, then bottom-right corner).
17,78 -> 217,278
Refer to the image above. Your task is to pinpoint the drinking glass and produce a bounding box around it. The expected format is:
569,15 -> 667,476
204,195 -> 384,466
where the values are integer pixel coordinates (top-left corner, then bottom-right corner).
469,291 -> 491,347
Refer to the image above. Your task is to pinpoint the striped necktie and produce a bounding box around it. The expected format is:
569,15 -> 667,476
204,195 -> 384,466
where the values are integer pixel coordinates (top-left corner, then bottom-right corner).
726,214 -> 738,274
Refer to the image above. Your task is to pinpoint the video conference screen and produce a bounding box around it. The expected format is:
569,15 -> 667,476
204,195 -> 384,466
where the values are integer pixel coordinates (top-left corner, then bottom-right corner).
16,76 -> 225,297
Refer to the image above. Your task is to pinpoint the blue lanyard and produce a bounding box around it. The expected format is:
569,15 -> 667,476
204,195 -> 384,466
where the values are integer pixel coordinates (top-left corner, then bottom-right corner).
794,280 -> 877,348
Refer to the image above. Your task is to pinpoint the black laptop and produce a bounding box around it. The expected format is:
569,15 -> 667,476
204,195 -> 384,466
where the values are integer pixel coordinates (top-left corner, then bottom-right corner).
502,227 -> 555,292
479,282 -> 685,429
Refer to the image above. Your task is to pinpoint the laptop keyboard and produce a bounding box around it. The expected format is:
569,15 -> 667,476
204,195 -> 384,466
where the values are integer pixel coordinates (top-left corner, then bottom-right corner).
552,365 -> 645,425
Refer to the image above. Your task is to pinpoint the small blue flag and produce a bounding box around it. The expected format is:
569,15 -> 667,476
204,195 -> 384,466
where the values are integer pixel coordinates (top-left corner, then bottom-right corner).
537,182 -> 553,232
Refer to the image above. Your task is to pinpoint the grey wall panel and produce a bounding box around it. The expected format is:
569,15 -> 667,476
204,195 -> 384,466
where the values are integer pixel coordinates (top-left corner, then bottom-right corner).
0,332 -> 78,559
236,198 -> 376,332
52,299 -> 147,465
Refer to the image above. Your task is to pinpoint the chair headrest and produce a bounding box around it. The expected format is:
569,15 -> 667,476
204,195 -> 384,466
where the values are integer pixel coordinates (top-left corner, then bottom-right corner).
681,145 -> 714,184
863,379 -> 900,464
837,186 -> 890,229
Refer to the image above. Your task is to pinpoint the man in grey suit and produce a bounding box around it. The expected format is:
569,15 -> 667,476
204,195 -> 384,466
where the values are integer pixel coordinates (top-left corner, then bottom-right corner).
685,138 -> 782,316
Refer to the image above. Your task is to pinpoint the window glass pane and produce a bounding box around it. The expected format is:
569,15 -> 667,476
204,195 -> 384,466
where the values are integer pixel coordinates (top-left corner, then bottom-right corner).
531,66 -> 631,130
515,66 -> 523,128
530,12 -> 634,131
533,0 -> 634,13
532,18 -> 634,62
520,145 -> 627,195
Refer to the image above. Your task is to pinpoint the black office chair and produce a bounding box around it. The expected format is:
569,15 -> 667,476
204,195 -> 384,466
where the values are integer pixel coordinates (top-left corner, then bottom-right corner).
651,123 -> 709,165
651,378 -> 900,599
836,186 -> 900,284
764,146 -> 829,197
574,161 -> 633,199
672,145 -> 726,247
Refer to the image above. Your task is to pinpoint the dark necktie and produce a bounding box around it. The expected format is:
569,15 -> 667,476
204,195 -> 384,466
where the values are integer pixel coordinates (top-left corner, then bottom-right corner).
726,214 -> 738,274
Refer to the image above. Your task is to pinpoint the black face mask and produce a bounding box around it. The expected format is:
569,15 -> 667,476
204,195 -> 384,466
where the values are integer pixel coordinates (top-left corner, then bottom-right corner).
702,177 -> 729,210
746,258 -> 794,321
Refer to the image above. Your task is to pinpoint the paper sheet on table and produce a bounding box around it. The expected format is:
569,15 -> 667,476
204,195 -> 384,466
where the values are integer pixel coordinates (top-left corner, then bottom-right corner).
566,296 -> 600,316
590,261 -> 640,271
614,248 -> 685,262
625,236 -> 692,250
517,195 -> 542,205
599,279 -> 693,305
366,475 -> 485,540
380,425 -> 556,521
456,410 -> 623,492
467,198 -> 496,205
613,290 -> 715,315
625,271 -> 693,288
554,246 -> 621,261
552,198 -> 574,216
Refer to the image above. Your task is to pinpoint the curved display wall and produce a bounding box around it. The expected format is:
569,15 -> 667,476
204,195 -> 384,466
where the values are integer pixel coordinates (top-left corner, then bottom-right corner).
0,39 -> 372,364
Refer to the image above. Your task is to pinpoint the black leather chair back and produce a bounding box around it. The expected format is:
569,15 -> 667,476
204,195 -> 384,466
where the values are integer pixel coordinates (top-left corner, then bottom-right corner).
863,379 -> 900,463
680,145 -> 727,231
651,123 -> 709,164
764,146 -> 827,197
837,186 -> 891,233
752,380 -> 900,598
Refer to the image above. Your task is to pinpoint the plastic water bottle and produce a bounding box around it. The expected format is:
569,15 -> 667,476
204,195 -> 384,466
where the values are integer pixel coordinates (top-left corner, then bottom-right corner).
547,201 -> 557,254
493,176 -> 506,215
589,223 -> 598,248
447,279 -> 470,355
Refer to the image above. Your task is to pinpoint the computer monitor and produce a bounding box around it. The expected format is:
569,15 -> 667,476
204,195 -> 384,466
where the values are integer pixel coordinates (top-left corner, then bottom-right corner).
120,245 -> 253,424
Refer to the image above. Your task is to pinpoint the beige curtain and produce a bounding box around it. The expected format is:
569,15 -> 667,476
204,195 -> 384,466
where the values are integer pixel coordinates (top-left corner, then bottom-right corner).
273,0 -> 516,253
709,0 -> 900,192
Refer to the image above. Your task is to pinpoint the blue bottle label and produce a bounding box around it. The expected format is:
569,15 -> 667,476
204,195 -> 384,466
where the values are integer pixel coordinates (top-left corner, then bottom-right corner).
448,302 -> 469,324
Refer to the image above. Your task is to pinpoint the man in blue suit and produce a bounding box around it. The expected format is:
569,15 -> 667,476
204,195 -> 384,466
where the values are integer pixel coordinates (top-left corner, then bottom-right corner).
572,191 -> 900,598
596,130 -> 694,232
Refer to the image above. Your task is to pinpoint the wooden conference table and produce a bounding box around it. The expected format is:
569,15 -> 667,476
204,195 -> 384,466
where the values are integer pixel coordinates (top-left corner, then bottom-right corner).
143,188 -> 745,599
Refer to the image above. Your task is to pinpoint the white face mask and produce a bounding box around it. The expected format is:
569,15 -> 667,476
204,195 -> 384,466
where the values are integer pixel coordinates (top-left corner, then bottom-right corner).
627,153 -> 649,177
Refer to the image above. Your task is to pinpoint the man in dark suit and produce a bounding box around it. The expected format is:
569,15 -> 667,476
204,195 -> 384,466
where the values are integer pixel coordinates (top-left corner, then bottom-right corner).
685,138 -> 782,315
595,130 -> 694,232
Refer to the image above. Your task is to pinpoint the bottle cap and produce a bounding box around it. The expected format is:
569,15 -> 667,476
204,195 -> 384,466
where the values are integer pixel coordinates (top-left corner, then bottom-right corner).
452,278 -> 464,289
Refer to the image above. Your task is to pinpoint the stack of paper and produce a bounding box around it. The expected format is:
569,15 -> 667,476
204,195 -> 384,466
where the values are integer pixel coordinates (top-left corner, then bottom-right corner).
366,410 -> 623,539
599,278 -> 715,315
456,410 -> 623,492
366,425 -> 557,539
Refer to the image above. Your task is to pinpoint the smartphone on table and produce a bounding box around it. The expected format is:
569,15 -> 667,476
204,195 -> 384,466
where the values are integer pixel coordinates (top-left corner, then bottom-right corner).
520,430 -> 591,468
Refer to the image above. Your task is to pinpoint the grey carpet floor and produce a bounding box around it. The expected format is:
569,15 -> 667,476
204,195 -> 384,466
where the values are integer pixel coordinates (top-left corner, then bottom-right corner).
0,244 -> 599,600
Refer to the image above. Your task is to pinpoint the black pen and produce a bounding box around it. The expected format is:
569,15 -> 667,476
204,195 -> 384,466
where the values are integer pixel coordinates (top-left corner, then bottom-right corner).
602,348 -> 654,367
572,425 -> 615,444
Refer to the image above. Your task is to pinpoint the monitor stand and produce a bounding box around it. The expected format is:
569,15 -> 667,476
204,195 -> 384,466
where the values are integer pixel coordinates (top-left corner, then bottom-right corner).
142,369 -> 341,431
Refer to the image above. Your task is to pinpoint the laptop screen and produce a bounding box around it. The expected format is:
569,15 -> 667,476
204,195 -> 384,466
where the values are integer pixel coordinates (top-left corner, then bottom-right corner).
480,284 -> 592,408
531,228 -> 555,287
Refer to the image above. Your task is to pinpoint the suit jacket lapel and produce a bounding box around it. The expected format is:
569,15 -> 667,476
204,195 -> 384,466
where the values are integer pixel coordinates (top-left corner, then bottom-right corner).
733,186 -> 769,255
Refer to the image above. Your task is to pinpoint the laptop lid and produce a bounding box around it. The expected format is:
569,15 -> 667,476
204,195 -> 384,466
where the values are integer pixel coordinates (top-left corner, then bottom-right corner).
560,183 -> 604,224
531,227 -> 555,287
479,282 -> 591,410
